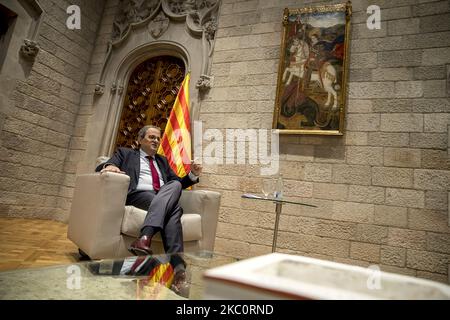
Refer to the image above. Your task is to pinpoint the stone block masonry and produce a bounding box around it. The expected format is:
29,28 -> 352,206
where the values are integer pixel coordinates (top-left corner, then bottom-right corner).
206,0 -> 450,284
0,0 -> 107,221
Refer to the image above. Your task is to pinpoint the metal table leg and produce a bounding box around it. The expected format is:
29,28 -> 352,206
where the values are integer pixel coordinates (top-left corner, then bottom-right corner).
272,201 -> 283,252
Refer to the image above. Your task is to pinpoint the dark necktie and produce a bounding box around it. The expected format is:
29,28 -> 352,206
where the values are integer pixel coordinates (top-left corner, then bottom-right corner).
148,157 -> 160,192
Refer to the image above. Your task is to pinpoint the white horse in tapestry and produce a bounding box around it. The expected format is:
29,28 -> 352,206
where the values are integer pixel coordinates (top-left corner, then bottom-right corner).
282,38 -> 339,111
282,38 -> 309,86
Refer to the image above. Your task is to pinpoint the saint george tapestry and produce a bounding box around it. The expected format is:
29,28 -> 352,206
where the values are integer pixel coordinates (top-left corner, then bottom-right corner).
273,2 -> 352,135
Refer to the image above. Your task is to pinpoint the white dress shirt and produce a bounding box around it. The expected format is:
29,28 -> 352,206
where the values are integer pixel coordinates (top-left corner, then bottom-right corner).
136,149 -> 164,191
136,149 -> 198,191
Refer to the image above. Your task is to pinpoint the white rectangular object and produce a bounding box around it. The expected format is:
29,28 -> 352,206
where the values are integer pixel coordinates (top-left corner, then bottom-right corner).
203,253 -> 450,300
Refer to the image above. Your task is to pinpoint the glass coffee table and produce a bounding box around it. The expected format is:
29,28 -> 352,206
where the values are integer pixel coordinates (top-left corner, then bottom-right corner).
0,251 -> 237,300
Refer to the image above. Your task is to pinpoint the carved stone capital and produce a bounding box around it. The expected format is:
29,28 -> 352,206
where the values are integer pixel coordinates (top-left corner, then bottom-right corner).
196,74 -> 213,91
203,18 -> 217,40
95,84 -> 105,95
20,39 -> 39,60
111,82 -> 123,95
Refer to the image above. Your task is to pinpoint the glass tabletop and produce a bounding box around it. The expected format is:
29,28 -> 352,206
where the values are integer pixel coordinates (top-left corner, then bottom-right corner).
0,251 -> 237,300
241,193 -> 318,207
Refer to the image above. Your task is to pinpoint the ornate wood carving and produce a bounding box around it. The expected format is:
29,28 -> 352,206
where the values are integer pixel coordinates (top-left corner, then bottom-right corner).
114,55 -> 185,149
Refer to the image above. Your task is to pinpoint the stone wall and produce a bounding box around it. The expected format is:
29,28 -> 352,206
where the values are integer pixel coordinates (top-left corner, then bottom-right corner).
0,0 -> 106,220
198,0 -> 450,283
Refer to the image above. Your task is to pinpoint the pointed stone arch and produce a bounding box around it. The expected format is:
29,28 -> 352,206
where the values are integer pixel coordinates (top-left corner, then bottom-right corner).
99,41 -> 191,158
79,0 -> 221,174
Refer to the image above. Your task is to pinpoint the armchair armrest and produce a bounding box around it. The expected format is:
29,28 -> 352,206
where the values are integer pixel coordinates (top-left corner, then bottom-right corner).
67,172 -> 129,259
179,189 -> 221,252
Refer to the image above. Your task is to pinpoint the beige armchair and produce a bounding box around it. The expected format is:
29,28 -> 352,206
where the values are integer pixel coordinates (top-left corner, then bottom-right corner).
67,172 -> 221,260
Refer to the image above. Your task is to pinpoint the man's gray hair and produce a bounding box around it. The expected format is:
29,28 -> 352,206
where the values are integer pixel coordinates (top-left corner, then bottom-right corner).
138,125 -> 161,139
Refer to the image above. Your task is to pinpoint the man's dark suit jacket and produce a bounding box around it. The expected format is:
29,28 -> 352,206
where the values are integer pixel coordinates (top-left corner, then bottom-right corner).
95,147 -> 198,192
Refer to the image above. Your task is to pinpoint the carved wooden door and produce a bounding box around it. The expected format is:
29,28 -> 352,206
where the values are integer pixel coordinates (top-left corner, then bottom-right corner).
114,55 -> 186,149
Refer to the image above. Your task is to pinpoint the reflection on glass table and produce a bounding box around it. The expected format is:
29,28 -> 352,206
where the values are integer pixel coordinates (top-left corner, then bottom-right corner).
0,251 -> 237,300
241,194 -> 318,253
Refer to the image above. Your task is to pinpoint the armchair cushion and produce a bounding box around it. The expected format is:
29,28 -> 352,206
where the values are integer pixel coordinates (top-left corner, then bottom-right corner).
121,206 -> 203,242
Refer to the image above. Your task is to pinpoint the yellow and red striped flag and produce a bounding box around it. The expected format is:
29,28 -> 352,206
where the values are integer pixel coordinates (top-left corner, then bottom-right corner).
136,262 -> 175,299
157,73 -> 191,177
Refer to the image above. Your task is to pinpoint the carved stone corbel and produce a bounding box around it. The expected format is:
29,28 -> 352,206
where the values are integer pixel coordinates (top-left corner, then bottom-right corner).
196,74 -> 214,90
184,0 -> 220,91
20,39 -> 39,60
17,0 -> 44,61
94,84 -> 105,95
203,18 -> 217,42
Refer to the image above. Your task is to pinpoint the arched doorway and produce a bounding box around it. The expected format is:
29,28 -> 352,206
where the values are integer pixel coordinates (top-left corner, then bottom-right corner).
114,55 -> 186,149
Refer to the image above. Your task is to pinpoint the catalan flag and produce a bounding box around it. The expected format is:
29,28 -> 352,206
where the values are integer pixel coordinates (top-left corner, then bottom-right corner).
157,73 -> 191,177
136,262 -> 175,300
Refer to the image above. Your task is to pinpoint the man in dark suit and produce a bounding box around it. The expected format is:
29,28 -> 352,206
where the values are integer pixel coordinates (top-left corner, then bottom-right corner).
95,125 -> 202,256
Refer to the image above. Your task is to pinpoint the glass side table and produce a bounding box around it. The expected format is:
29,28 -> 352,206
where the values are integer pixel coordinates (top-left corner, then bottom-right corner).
241,194 -> 318,253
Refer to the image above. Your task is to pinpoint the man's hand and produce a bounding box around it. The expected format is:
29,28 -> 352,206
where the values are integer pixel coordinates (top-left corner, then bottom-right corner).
100,164 -> 125,174
190,159 -> 202,176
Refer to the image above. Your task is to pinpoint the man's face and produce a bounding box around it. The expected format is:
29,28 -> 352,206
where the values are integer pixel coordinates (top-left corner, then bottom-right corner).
139,128 -> 161,156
